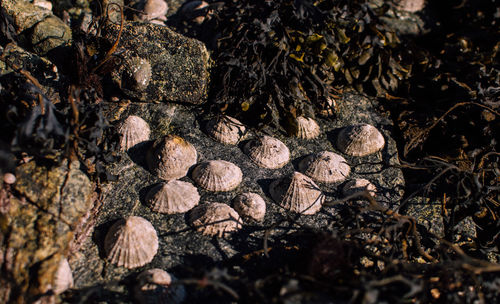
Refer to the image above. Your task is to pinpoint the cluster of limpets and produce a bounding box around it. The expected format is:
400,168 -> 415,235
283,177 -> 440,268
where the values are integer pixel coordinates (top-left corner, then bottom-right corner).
94,113 -> 387,297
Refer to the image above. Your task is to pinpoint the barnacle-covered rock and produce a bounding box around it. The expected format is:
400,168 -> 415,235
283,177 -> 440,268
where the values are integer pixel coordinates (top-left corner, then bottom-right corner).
269,172 -> 324,215
192,160 -> 242,192
298,151 -> 350,183
123,57 -> 153,92
293,116 -> 321,139
244,135 -> 290,169
104,216 -> 158,268
146,135 -> 197,180
205,115 -> 246,145
342,178 -> 377,197
233,192 -> 266,221
146,180 -> 200,214
117,115 -> 150,151
188,202 -> 243,237
134,269 -> 186,304
53,258 -> 73,295
336,124 -> 385,157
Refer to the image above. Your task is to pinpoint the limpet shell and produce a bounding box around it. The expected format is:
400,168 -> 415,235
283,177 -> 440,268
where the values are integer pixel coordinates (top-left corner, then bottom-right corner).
117,115 -> 150,151
188,202 -> 243,237
134,268 -> 186,304
395,0 -> 425,12
205,115 -> 246,145
269,172 -> 324,215
136,0 -> 168,22
192,160 -> 242,191
336,124 -> 385,157
293,116 -> 321,139
147,135 -> 197,180
146,180 -> 200,214
104,216 -> 158,268
244,135 -> 290,169
233,192 -> 266,221
342,179 -> 377,197
53,258 -> 73,295
124,57 -> 152,92
298,151 -> 350,183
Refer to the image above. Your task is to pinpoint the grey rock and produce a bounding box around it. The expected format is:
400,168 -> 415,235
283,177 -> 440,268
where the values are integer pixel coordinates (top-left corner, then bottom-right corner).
105,22 -> 209,104
1,0 -> 52,33
31,15 -> 72,55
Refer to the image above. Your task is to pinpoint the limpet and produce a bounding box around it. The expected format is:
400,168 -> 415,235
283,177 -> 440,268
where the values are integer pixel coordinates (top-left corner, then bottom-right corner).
192,160 -> 242,192
134,268 -> 186,304
342,178 -> 377,197
269,172 -> 324,215
146,180 -> 200,214
298,151 -> 350,183
188,202 -> 243,237
53,258 -> 73,295
233,192 -> 266,221
104,216 -> 158,268
205,115 -> 246,145
146,135 -> 197,180
293,116 -> 321,139
336,124 -> 385,157
117,115 -> 150,151
395,0 -> 425,12
244,135 -> 290,169
124,57 -> 152,92
135,0 -> 168,24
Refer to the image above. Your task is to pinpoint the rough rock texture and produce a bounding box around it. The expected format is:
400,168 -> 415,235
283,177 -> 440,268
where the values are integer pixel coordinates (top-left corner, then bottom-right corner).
1,0 -> 52,33
105,22 -> 210,104
70,93 -> 405,302
0,160 -> 93,303
30,15 -> 72,55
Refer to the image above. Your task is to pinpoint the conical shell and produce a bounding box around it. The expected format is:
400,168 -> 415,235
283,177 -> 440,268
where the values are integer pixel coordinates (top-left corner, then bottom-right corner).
233,192 -> 266,221
134,268 -> 186,304
205,115 -> 246,145
146,180 -> 200,214
118,115 -> 150,151
189,202 -> 243,237
125,57 -> 152,91
395,0 -> 425,12
192,160 -> 242,191
53,258 -> 73,295
298,151 -> 350,183
294,116 -> 320,139
147,135 -> 197,180
342,179 -> 377,197
104,216 -> 158,268
336,124 -> 385,157
244,135 -> 290,169
269,172 -> 324,215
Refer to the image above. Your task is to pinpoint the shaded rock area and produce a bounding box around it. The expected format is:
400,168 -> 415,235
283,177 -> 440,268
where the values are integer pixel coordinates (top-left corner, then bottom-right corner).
69,93 -> 404,302
105,22 -> 210,104
0,160 -> 94,303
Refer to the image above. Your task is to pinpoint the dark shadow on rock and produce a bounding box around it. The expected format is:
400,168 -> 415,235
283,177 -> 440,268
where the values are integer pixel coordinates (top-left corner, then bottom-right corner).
92,219 -> 121,260
326,127 -> 343,148
127,140 -> 153,170
64,283 -> 130,304
291,154 -> 310,172
138,182 -> 159,208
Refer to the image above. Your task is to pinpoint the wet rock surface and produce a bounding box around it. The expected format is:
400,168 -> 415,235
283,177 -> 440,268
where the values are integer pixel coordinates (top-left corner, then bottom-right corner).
69,93 -> 404,302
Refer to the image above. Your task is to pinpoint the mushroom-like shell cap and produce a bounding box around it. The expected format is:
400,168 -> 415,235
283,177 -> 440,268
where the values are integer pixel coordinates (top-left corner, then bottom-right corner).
53,258 -> 73,295
104,216 -> 158,268
192,160 -> 242,192
342,179 -> 377,197
205,115 -> 246,145
189,202 -> 243,237
141,0 -> 168,21
395,0 -> 425,12
233,192 -> 266,221
118,115 -> 151,151
146,180 -> 200,214
294,116 -> 321,139
269,172 -> 324,215
336,124 -> 385,157
244,135 -> 290,169
134,269 -> 186,304
298,151 -> 350,183
147,135 -> 197,180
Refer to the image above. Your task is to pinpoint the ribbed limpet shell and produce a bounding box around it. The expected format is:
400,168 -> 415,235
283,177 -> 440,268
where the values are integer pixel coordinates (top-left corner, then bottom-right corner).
336,124 -> 385,157
298,151 -> 350,183
117,115 -> 150,151
233,192 -> 266,221
293,116 -> 321,139
147,135 -> 197,180
124,57 -> 152,92
205,115 -> 246,145
395,0 -> 425,12
188,202 -> 243,237
53,258 -> 73,295
192,160 -> 242,192
135,0 -> 168,22
244,135 -> 290,169
269,172 -> 324,215
104,216 -> 158,268
146,180 -> 200,214
342,179 -> 377,197
134,268 -> 186,304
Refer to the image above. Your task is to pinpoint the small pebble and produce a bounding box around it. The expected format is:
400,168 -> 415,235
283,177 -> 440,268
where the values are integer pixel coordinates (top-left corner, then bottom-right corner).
3,173 -> 16,185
